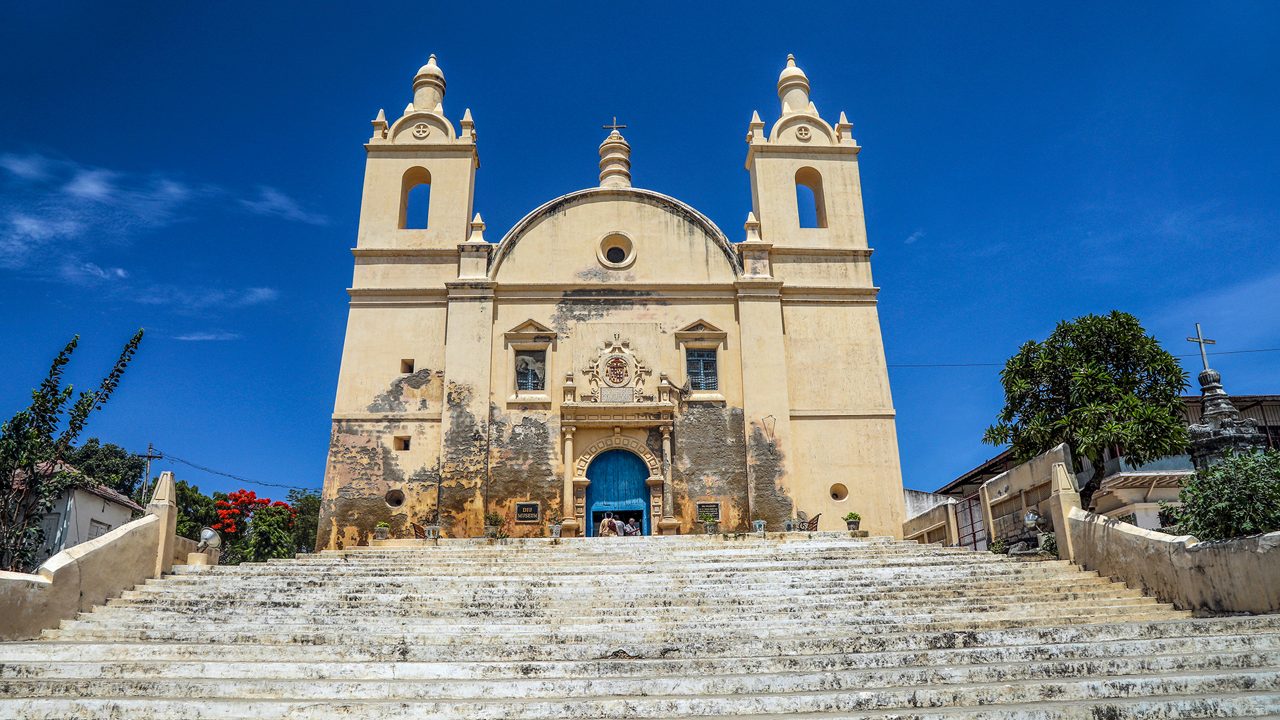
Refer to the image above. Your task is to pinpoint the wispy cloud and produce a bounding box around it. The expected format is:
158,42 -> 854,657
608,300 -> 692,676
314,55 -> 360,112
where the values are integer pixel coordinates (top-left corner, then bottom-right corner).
904,229 -> 926,245
136,285 -> 280,313
58,262 -> 129,284
0,153 -> 51,181
173,331 -> 242,342
0,151 -> 327,285
240,186 -> 328,226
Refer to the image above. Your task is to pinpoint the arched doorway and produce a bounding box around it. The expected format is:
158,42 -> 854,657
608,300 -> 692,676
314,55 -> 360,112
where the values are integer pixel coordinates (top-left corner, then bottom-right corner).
585,449 -> 651,536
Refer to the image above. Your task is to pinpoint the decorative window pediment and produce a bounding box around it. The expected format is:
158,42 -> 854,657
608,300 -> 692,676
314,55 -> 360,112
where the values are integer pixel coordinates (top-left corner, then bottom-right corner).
674,319 -> 727,346
504,319 -> 557,349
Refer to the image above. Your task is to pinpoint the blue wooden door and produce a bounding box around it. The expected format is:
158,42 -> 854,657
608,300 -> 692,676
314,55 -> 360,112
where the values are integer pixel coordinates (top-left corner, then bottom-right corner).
585,449 -> 651,536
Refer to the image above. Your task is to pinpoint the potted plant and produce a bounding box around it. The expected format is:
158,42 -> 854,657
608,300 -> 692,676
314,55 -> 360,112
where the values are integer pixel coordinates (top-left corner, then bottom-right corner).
483,512 -> 503,538
374,521 -> 390,540
844,512 -> 861,532
698,512 -> 719,535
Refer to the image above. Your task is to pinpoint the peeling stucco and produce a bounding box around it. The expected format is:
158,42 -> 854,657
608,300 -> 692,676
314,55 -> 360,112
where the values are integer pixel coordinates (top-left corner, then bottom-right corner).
366,368 -> 443,413
488,411 -> 560,536
671,405 -> 751,532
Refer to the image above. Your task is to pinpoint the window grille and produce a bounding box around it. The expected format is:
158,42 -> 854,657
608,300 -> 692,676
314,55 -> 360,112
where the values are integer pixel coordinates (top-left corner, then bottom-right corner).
686,349 -> 718,391
515,350 -> 546,391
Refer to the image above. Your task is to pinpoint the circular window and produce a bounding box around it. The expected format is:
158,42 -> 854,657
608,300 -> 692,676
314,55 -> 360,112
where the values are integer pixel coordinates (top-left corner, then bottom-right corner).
384,489 -> 405,508
830,483 -> 849,502
597,232 -> 635,269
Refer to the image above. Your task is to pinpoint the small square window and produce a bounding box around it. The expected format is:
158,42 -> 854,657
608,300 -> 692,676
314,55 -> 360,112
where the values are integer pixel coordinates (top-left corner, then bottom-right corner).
400,359 -> 415,374
393,436 -> 411,451
686,349 -> 718,391
515,350 -> 546,391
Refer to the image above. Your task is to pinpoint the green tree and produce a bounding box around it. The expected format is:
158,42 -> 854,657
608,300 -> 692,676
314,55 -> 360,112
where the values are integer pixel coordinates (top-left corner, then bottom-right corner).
0,332 -> 144,571
243,503 -> 297,563
63,438 -> 147,500
1171,450 -> 1280,541
983,312 -> 1188,506
174,479 -> 218,541
287,488 -> 321,553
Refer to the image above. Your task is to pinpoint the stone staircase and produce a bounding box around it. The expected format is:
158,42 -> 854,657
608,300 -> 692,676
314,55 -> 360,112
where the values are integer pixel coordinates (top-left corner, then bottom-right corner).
2,533 -> 1279,719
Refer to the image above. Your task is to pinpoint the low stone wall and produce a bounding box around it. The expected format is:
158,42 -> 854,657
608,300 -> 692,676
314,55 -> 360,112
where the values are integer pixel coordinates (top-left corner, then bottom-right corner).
903,500 -> 957,545
1067,507 -> 1280,614
0,514 -> 162,641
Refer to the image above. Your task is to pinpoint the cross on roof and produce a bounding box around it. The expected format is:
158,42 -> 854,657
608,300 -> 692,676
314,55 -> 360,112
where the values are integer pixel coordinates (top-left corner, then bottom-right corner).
1186,323 -> 1216,372
603,116 -> 627,132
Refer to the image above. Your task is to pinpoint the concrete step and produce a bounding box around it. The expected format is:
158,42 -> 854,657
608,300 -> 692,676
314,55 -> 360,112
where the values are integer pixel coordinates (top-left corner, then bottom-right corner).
5,635 -> 1276,681
3,668 -> 1278,718
2,534 -> 1274,718
6,650 -> 1279,700
72,598 -> 1171,633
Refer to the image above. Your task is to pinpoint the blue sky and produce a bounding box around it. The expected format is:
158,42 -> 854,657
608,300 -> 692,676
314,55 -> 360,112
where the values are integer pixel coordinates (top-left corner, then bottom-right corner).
1,2 -> 1277,497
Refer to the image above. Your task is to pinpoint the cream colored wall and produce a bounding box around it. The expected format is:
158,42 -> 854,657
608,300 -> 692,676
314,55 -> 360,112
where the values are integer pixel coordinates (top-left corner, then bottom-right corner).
492,191 -> 738,287
356,152 -> 476,250
332,304 -> 447,414
789,416 -> 905,536
783,303 -> 894,411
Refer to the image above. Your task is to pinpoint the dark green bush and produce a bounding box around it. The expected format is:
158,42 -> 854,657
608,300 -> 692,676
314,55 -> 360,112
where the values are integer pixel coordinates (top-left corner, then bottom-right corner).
1170,450 -> 1280,541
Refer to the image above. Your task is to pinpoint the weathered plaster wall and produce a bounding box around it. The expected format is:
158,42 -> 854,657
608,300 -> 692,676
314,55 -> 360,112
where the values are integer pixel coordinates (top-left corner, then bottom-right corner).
487,410 -> 561,537
670,404 -> 752,532
318,419 -> 443,549
1068,509 -> 1280,614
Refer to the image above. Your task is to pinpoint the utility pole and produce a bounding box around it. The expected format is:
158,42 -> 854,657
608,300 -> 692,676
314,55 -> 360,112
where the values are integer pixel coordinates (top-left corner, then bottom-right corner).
140,443 -> 163,501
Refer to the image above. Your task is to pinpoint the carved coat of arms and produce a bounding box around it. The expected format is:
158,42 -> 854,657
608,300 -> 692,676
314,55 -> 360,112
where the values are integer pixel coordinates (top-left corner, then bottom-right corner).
581,334 -> 652,402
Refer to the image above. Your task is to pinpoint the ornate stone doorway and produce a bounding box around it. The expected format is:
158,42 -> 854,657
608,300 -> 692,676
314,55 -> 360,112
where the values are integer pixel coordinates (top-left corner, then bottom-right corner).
585,449 -> 651,536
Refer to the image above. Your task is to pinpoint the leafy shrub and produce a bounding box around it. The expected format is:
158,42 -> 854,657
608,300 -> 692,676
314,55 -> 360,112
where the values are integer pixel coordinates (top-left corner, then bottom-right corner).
989,538 -> 1008,554
1169,450 -> 1280,541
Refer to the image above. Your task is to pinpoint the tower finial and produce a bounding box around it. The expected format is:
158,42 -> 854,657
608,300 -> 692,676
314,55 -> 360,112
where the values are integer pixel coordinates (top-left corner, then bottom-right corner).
413,54 -> 447,114
777,54 -> 810,115
598,121 -> 632,188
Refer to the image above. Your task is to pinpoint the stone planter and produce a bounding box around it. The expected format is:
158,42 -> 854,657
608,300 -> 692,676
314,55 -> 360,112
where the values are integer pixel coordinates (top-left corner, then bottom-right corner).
783,519 -> 796,532
483,525 -> 499,539
846,520 -> 861,532
702,522 -> 719,536
752,519 -> 767,534
374,526 -> 390,541
549,523 -> 563,539
423,525 -> 440,540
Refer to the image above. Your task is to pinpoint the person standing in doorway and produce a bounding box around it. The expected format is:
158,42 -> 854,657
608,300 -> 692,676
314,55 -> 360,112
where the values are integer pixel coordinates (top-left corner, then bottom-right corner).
598,512 -> 619,537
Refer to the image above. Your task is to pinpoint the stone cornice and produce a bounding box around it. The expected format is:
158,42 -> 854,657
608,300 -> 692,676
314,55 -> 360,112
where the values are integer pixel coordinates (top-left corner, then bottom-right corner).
789,409 -> 896,420
352,248 -> 460,258
770,246 -> 874,259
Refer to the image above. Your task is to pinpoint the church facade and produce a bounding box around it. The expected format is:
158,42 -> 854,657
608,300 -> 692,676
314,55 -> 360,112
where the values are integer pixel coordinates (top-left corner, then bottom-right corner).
317,55 -> 905,547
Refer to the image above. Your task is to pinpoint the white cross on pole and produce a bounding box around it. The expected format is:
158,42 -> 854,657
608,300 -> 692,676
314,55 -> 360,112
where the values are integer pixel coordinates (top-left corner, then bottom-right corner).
1186,323 -> 1216,372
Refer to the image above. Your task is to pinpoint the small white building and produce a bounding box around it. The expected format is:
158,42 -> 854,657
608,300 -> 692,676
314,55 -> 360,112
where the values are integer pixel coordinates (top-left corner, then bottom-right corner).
37,483 -> 143,566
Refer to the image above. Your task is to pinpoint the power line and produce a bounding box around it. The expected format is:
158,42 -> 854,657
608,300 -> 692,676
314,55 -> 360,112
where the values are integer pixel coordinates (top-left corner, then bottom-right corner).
888,347 -> 1280,369
156,450 -> 318,494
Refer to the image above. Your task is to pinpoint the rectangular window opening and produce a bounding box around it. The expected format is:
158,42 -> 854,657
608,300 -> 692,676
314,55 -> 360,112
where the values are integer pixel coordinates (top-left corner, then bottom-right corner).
393,436 -> 411,451
515,349 -> 547,392
686,349 -> 718,391
400,359 -> 415,374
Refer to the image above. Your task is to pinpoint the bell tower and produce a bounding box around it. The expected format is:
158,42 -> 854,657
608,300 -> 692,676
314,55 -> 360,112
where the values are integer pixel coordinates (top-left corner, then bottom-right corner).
738,55 -> 904,536
745,55 -> 865,251
358,55 -> 479,252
